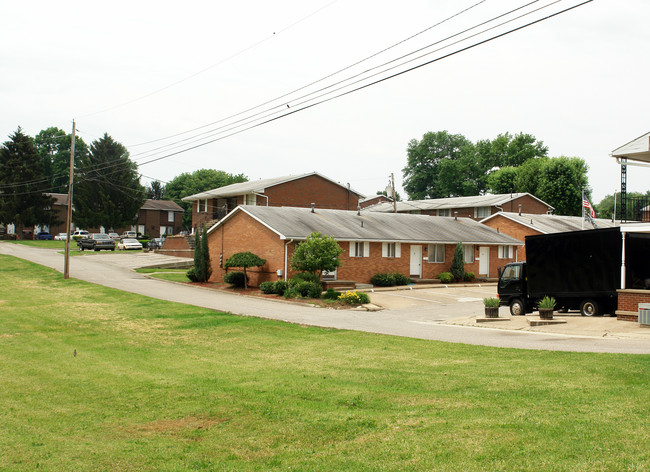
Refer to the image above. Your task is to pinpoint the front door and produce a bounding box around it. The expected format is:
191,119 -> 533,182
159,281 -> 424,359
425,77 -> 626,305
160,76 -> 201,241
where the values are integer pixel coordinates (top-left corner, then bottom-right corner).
479,246 -> 490,276
410,245 -> 422,278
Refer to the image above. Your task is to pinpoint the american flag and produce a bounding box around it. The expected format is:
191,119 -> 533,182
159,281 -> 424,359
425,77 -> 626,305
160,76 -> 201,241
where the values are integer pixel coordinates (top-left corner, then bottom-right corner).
582,196 -> 595,218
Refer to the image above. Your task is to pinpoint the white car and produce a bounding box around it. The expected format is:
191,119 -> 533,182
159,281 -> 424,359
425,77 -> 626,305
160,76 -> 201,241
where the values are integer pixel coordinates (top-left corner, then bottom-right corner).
54,233 -> 67,241
117,238 -> 143,250
108,233 -> 120,240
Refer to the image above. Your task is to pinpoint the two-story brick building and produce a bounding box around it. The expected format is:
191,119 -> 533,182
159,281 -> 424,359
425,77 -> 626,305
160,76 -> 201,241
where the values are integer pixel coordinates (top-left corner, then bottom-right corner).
182,172 -> 365,230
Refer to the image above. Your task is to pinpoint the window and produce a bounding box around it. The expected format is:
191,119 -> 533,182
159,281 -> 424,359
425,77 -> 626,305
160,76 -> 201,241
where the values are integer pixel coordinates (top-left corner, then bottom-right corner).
501,264 -> 520,281
198,199 -> 208,212
350,241 -> 369,258
463,244 -> 474,263
244,194 -> 257,206
168,211 -> 174,222
437,209 -> 450,217
382,242 -> 401,258
427,244 -> 445,263
475,206 -> 490,218
498,245 -> 513,259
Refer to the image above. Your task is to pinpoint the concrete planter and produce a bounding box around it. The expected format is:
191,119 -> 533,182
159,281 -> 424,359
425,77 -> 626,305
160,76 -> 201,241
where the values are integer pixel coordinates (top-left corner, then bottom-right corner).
539,308 -> 554,320
484,307 -> 499,318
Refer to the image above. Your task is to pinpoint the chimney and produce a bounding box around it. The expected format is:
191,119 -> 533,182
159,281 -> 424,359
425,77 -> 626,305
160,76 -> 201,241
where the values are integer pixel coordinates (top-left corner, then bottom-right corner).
311,203 -> 315,213
518,204 -> 522,216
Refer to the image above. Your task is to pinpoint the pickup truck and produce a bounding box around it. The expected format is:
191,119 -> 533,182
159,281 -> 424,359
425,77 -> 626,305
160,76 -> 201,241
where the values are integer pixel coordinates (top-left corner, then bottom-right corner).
77,233 -> 116,251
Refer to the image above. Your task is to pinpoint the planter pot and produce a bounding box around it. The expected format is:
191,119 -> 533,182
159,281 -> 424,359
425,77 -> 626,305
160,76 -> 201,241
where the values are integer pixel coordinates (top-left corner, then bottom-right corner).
484,307 -> 499,318
539,308 -> 554,320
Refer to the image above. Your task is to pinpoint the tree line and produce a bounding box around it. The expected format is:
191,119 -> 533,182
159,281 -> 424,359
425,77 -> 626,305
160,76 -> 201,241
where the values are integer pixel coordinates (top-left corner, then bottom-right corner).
402,130 -> 591,216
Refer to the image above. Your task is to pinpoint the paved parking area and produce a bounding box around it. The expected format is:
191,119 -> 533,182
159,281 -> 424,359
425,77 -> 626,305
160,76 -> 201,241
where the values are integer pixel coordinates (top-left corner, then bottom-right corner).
367,284 -> 498,312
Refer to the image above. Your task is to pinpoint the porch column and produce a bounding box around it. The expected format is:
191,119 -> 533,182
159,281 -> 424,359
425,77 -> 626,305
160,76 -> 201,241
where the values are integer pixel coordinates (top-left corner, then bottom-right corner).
620,231 -> 626,289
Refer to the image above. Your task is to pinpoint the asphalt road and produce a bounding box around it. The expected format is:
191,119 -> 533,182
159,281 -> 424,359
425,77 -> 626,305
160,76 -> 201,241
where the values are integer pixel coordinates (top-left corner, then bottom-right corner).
2,243 -> 649,354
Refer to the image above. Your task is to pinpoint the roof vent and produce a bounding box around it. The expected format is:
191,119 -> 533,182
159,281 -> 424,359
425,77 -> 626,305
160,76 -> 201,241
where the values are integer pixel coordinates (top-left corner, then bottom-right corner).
357,205 -> 361,216
518,204 -> 522,216
454,211 -> 458,221
311,203 -> 315,213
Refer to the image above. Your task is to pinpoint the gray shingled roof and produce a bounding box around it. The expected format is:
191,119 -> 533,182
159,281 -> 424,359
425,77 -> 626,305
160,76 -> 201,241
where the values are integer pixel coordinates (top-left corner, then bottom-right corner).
480,212 -> 619,234
141,199 -> 183,212
182,172 -> 364,201
364,193 -> 553,213
210,205 -> 522,245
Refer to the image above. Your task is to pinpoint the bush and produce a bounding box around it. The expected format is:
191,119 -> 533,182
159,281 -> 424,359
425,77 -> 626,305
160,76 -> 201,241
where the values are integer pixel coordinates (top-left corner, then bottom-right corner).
186,267 -> 198,282
287,281 -> 322,298
338,290 -> 370,305
370,273 -> 396,286
392,273 -> 412,286
259,281 -> 275,294
438,272 -> 453,284
464,272 -> 475,282
273,280 -> 289,295
290,272 -> 321,285
323,288 -> 341,300
450,242 -> 465,281
483,297 -> 500,308
224,271 -> 248,288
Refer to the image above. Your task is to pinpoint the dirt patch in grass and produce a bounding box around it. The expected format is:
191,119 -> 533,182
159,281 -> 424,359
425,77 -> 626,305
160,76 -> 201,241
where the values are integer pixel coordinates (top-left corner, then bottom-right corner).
129,415 -> 230,435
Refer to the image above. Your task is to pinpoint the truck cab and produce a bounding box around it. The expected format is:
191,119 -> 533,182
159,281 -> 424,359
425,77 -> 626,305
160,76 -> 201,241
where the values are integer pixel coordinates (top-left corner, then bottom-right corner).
498,262 -> 528,316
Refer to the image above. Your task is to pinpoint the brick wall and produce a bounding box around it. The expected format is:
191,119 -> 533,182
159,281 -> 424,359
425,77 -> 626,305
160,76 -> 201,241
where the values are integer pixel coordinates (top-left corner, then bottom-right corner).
481,214 -> 534,261
499,195 -> 552,215
616,289 -> 650,321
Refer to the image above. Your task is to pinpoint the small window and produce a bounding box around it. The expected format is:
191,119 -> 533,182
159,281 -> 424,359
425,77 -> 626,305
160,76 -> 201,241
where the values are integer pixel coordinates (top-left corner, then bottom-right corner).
475,206 -> 490,218
198,199 -> 208,212
168,211 -> 174,222
244,194 -> 257,206
382,242 -> 401,258
437,209 -> 450,217
498,245 -> 513,259
427,244 -> 445,263
350,241 -> 369,258
463,244 -> 474,263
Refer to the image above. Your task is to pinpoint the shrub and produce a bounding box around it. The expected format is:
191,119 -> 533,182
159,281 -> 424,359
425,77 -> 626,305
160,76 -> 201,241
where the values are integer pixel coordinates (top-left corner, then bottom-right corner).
224,252 -> 266,290
259,281 -> 276,294
224,271 -> 248,288
273,280 -> 289,295
483,297 -> 500,308
370,273 -> 396,287
464,271 -> 475,282
450,242 -> 465,281
392,273 -> 412,286
338,290 -> 370,305
323,288 -> 341,300
438,272 -> 453,283
186,267 -> 198,282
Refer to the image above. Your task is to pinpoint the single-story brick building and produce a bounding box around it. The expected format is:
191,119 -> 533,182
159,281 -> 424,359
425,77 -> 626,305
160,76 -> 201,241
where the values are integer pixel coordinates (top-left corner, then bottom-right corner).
480,212 -> 619,261
206,205 -> 523,286
364,192 -> 553,218
183,172 -> 365,230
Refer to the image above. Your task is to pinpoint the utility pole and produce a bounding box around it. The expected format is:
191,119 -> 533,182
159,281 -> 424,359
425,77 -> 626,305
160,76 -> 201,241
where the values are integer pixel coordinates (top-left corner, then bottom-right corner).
391,173 -> 397,213
64,120 -> 76,279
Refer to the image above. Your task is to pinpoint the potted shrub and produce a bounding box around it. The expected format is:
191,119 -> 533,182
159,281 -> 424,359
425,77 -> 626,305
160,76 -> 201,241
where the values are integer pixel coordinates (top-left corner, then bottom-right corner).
483,297 -> 500,318
538,296 -> 556,319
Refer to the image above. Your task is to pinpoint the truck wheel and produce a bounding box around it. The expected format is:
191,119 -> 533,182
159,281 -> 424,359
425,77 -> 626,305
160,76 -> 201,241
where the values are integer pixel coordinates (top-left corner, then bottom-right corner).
93,244 -> 99,252
580,300 -> 599,317
510,299 -> 525,316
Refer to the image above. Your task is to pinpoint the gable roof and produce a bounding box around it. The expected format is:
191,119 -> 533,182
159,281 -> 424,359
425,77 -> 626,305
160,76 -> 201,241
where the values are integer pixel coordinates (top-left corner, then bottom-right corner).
209,205 -> 522,246
182,172 -> 365,201
141,199 -> 183,212
363,193 -> 553,213
611,131 -> 650,164
480,212 -> 619,234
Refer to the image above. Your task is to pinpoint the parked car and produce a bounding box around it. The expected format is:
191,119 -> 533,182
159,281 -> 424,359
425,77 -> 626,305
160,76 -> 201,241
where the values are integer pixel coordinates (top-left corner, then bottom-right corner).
77,233 -> 116,251
108,232 -> 120,240
147,238 -> 164,250
117,238 -> 143,250
72,230 -> 90,240
121,231 -> 137,239
54,233 -> 68,241
35,231 -> 53,240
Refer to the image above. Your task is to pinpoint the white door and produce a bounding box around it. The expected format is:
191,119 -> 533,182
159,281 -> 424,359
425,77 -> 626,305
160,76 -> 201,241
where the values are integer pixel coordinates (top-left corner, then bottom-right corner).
479,246 -> 490,276
410,245 -> 422,278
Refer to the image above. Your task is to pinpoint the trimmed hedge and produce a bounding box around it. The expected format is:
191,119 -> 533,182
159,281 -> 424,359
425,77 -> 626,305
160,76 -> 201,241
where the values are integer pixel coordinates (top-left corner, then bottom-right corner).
224,271 -> 248,288
438,272 -> 454,284
370,272 -> 412,287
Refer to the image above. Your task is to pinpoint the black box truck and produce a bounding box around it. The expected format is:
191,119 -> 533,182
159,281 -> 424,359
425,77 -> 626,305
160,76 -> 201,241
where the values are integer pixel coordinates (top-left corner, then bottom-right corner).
497,227 -> 650,316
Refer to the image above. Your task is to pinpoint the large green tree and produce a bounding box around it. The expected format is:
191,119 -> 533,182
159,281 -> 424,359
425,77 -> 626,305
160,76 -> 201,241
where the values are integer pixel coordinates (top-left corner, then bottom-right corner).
73,133 -> 145,230
0,128 -> 56,233
34,127 -> 88,194
290,232 -> 343,280
146,180 -> 165,200
164,169 -> 247,229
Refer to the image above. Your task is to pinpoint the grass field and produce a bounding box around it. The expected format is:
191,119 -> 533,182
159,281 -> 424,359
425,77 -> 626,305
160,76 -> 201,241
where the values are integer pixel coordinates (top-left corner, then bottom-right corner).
0,255 -> 649,471
136,267 -> 191,283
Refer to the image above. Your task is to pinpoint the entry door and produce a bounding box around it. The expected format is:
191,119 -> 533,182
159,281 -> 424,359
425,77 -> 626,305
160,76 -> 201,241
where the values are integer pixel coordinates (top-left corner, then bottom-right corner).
410,245 -> 422,278
479,246 -> 490,276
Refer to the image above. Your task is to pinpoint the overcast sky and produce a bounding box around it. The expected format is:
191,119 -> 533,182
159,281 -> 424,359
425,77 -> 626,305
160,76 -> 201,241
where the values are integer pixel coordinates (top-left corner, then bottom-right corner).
3,0 -> 649,205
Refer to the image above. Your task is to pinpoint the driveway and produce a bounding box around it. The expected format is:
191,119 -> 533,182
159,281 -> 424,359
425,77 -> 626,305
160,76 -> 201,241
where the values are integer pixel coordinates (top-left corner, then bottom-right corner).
1,242 -> 649,354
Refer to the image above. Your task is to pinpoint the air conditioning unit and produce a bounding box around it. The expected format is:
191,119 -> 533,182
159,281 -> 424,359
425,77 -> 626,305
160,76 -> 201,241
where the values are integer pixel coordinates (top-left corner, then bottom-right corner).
639,303 -> 650,326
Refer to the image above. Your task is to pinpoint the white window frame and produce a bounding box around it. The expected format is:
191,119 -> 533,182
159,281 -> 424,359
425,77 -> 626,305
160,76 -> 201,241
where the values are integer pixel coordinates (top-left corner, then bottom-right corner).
382,242 -> 401,258
498,245 -> 513,259
138,225 -> 145,236
463,244 -> 474,263
244,194 -> 257,206
168,211 -> 174,222
198,199 -> 208,212
427,244 -> 445,263
350,241 -> 369,258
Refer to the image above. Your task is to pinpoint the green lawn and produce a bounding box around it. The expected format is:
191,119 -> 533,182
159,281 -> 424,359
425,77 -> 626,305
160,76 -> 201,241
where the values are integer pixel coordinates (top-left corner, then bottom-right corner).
7,239 -> 66,249
0,255 -> 648,471
136,267 -> 191,283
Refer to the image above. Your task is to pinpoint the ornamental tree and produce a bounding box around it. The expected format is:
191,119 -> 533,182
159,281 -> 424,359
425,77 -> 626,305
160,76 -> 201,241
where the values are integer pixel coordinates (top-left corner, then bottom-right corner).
224,252 -> 266,289
290,232 -> 343,280
450,242 -> 465,282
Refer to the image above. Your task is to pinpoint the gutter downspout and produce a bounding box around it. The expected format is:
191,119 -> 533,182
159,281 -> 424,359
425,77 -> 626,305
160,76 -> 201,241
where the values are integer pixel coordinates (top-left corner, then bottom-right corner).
284,239 -> 293,281
253,193 -> 269,206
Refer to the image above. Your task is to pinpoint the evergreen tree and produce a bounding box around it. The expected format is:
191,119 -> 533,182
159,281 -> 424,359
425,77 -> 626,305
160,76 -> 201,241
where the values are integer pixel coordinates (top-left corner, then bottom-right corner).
188,225 -> 212,283
34,127 -> 88,194
201,224 -> 212,281
450,242 -> 465,282
0,128 -> 55,233
73,133 -> 145,230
